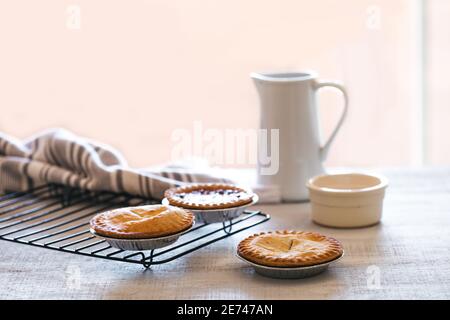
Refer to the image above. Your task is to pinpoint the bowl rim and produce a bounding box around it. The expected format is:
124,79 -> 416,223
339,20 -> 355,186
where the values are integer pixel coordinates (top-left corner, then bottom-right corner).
306,172 -> 388,194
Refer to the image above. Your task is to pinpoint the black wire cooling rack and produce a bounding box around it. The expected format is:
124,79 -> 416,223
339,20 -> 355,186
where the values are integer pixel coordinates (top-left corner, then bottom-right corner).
0,185 -> 270,268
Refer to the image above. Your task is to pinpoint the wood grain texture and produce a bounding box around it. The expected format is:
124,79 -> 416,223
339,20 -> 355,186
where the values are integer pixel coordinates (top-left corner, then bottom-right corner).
1,168 -> 450,299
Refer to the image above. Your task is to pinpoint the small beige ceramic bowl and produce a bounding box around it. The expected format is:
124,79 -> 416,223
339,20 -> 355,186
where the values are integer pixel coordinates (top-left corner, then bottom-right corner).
306,173 -> 388,228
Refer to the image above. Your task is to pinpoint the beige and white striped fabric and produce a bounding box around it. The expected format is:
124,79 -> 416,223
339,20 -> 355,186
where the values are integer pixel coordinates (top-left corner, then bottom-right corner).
0,129 -> 231,199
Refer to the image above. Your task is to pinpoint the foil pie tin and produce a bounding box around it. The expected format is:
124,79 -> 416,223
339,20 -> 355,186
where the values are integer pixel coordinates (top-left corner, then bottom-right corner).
237,252 -> 344,279
90,225 -> 193,251
162,194 -> 259,224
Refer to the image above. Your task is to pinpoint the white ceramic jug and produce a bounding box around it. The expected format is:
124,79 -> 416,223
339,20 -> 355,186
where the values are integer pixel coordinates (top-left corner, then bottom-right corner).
252,71 -> 348,201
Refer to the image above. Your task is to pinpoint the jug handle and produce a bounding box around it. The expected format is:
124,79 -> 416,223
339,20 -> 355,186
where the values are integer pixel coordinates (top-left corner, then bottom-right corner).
314,80 -> 349,160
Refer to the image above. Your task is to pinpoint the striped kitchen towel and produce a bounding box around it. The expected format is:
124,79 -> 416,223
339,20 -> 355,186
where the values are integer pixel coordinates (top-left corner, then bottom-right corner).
0,128 -> 231,200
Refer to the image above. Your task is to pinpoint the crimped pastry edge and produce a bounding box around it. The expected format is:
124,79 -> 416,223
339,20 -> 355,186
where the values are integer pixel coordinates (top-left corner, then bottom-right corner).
237,230 -> 344,268
90,205 -> 195,239
164,183 -> 254,209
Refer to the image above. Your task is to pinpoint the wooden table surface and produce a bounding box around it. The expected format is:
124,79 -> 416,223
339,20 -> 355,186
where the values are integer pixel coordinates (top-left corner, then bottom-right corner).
1,168 -> 449,300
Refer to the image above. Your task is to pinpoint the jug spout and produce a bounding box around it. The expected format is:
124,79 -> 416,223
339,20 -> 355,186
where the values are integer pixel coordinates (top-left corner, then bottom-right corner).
251,71 -> 318,86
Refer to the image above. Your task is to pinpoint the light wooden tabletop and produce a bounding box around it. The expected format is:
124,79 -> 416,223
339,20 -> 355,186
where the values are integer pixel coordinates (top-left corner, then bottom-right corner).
1,168 -> 449,299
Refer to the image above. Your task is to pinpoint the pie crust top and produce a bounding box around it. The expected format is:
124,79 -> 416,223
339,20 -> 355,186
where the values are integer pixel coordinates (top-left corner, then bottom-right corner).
237,230 -> 343,267
90,204 -> 194,239
164,183 -> 254,210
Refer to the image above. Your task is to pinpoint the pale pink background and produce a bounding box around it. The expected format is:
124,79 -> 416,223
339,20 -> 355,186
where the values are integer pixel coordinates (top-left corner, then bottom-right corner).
0,0 -> 444,168
428,0 -> 450,164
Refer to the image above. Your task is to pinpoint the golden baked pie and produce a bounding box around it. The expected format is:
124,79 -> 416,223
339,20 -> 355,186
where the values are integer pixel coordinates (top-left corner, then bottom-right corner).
90,204 -> 194,239
237,230 -> 343,267
164,183 -> 254,210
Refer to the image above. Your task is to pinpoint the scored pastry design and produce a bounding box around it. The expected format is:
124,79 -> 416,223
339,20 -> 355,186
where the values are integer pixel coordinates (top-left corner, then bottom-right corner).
90,204 -> 194,239
237,230 -> 343,267
164,183 -> 254,210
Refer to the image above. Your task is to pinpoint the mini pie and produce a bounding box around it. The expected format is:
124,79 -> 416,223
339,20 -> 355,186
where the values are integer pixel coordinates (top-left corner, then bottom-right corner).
237,230 -> 343,267
164,183 -> 254,210
90,204 -> 194,239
